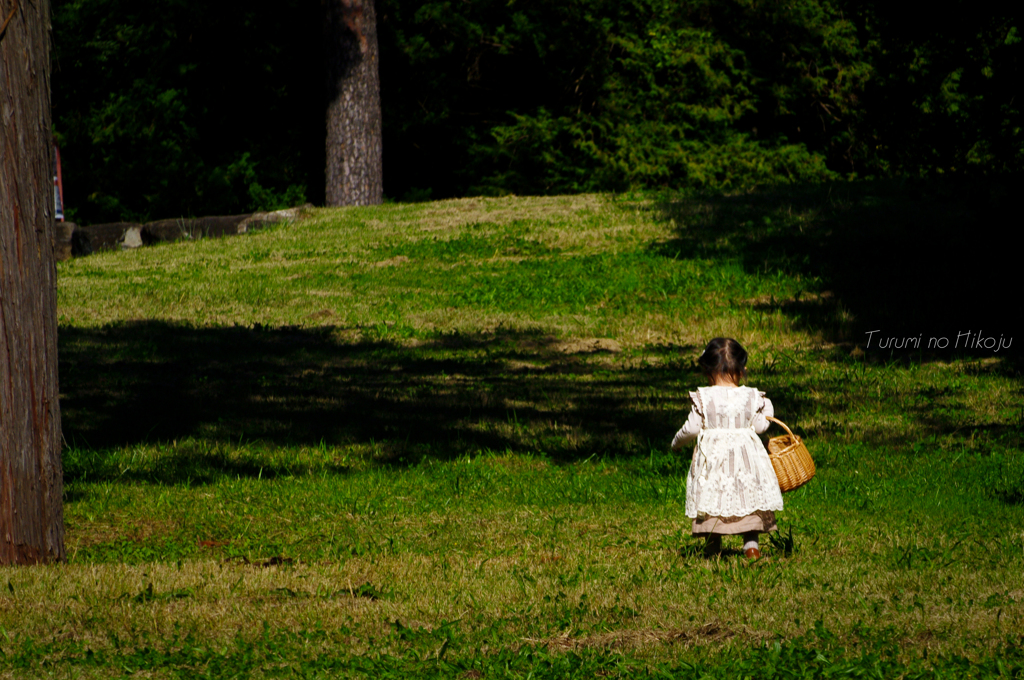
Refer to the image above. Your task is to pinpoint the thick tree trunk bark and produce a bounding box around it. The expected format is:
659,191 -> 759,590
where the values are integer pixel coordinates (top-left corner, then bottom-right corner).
324,0 -> 382,206
0,0 -> 66,564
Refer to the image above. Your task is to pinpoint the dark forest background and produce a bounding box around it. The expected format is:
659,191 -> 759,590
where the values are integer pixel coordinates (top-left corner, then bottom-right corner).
51,0 -> 1021,225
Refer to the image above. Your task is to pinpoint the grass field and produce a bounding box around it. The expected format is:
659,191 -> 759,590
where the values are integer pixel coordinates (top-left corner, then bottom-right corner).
2,181 -> 1022,677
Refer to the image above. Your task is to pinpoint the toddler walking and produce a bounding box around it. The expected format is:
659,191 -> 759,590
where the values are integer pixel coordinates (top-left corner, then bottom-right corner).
671,338 -> 783,559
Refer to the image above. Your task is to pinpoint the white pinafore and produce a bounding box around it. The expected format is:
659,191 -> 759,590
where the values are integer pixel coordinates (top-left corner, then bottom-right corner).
685,386 -> 784,520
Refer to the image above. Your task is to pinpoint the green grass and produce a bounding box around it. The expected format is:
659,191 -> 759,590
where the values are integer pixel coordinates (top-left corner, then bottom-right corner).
4,181 -> 1021,677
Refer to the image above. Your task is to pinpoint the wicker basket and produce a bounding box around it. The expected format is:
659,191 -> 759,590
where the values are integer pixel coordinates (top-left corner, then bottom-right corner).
765,416 -> 815,493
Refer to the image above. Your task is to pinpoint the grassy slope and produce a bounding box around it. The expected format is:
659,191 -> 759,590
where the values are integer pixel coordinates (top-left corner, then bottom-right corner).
3,185 -> 1022,677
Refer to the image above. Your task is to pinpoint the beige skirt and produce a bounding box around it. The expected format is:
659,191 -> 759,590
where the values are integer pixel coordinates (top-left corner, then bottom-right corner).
692,510 -> 777,535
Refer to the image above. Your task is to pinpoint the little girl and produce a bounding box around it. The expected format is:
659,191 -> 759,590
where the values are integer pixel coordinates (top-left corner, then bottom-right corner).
671,338 -> 783,559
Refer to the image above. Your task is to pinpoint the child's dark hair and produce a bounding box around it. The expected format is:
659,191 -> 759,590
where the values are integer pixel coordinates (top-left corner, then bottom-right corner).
698,337 -> 748,381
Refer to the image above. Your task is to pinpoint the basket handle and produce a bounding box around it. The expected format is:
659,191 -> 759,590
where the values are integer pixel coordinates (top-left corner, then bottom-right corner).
765,416 -> 795,438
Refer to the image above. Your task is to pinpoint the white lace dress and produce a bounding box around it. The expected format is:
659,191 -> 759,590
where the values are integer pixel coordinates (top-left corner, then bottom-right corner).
671,386 -> 784,535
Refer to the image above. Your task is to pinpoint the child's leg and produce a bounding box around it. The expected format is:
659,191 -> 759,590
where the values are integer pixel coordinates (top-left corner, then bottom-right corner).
703,533 -> 722,556
741,531 -> 759,552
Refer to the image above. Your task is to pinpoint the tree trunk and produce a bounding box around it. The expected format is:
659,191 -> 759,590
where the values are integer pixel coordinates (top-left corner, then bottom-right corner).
0,0 -> 66,564
324,0 -> 383,206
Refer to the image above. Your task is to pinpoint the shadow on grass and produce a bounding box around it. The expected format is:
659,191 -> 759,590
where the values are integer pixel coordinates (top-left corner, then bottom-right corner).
59,318 -> 1020,488
648,176 -> 1023,352
59,322 -> 708,480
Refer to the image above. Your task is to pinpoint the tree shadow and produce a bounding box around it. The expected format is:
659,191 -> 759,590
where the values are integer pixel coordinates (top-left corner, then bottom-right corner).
58,323 -> 1020,490
648,176 -> 1023,355
59,322 -> 706,481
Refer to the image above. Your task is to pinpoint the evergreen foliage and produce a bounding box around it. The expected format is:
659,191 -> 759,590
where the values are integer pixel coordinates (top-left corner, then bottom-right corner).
52,0 -> 322,222
51,0 -> 1021,223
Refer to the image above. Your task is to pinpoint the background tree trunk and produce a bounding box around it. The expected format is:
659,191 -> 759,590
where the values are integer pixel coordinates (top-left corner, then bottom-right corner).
0,0 -> 66,564
324,0 -> 382,206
